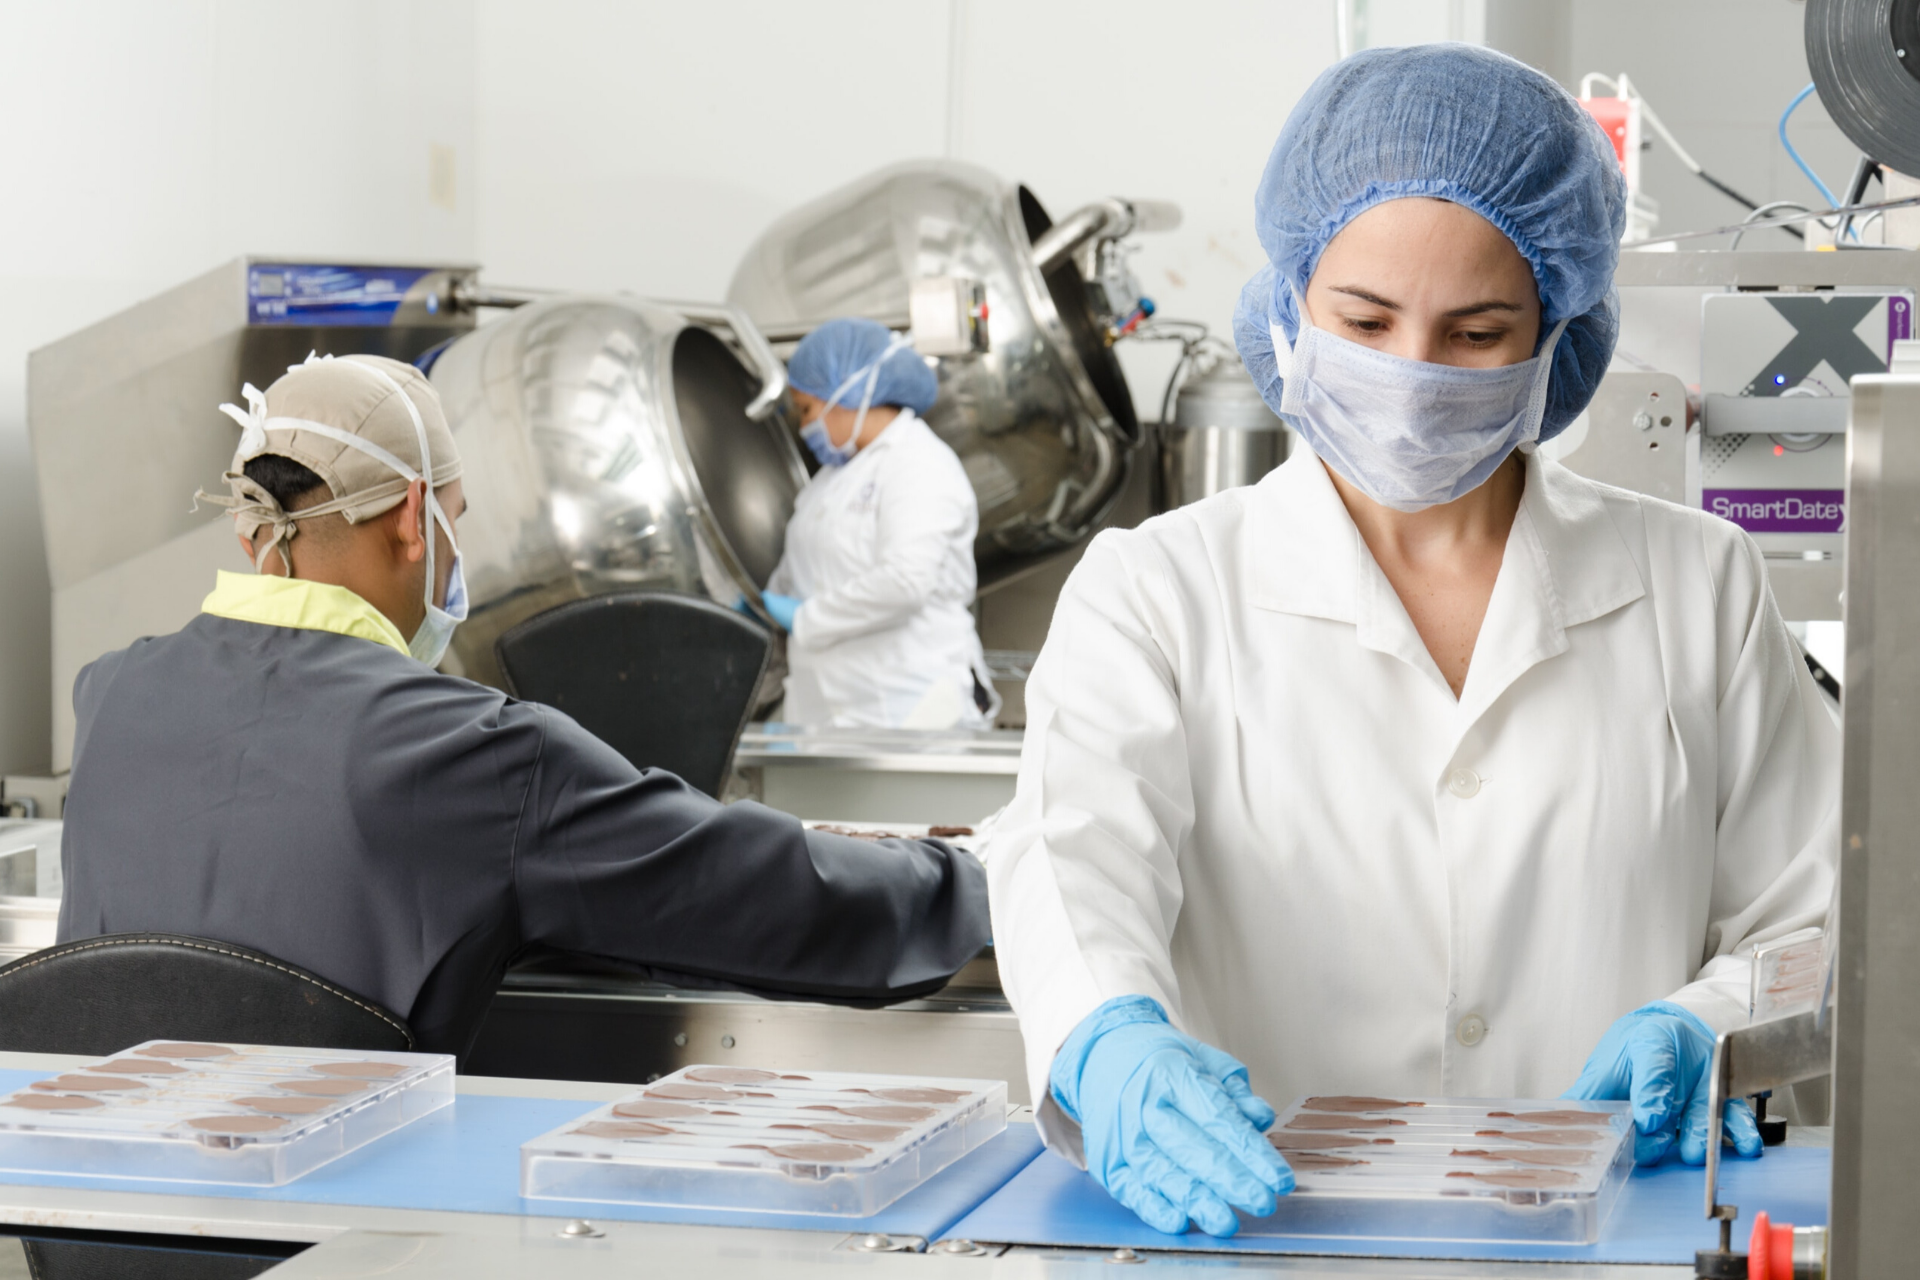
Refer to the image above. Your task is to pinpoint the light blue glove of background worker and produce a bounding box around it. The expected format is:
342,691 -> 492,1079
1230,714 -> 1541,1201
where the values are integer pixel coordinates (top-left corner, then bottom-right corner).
736,592 -> 801,632
1563,1001 -> 1764,1166
1050,995 -> 1293,1237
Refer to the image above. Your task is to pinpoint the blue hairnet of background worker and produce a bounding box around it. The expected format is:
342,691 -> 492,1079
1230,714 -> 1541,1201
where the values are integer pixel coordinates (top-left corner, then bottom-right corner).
984,43 -> 1837,1239
756,316 -> 1002,731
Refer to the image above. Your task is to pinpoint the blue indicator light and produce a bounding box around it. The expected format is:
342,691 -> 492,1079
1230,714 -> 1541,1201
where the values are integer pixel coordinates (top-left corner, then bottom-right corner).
1774,374 -> 1788,386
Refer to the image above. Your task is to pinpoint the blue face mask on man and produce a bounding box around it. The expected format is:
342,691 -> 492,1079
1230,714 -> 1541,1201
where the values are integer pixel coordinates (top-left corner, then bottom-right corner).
1272,303 -> 1571,512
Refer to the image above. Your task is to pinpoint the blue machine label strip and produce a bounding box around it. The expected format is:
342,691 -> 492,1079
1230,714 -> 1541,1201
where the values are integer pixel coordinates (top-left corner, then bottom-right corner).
248,264 -> 434,326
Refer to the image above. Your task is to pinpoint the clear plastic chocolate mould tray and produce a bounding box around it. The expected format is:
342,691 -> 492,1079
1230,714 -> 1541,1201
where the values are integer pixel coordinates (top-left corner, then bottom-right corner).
0,1041 -> 453,1186
1258,1096 -> 1635,1244
521,1065 -> 1007,1215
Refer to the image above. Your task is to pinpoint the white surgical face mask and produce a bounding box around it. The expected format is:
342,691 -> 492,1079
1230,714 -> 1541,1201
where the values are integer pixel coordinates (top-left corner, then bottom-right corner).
409,537 -> 467,668
1272,307 -> 1569,512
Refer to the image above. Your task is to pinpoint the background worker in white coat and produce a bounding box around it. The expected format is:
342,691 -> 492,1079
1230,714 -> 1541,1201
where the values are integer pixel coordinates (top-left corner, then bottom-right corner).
763,317 -> 1000,729
987,45 -> 1837,1238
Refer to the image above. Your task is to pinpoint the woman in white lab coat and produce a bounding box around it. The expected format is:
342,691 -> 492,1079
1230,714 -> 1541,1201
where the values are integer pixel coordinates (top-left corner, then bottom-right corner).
987,46 -> 1837,1238
761,317 -> 1000,730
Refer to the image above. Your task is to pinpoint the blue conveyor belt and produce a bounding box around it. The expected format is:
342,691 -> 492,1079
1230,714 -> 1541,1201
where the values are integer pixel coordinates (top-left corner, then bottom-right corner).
0,1070 -> 1044,1241
940,1144 -> 1829,1262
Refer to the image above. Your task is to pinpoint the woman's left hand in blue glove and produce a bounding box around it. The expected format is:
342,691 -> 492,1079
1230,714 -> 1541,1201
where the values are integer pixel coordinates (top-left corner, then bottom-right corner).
1562,1001 -> 1764,1166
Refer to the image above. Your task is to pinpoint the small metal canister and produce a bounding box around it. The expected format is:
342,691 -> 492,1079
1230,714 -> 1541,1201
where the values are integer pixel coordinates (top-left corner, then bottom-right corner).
1157,358 -> 1288,511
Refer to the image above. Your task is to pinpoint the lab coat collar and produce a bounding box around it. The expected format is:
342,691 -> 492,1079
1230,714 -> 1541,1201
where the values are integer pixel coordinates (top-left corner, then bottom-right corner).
201,570 -> 410,655
1246,450 -> 1646,702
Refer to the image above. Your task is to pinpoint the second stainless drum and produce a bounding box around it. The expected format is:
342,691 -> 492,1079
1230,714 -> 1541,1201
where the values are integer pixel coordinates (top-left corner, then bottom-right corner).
427,295 -> 806,688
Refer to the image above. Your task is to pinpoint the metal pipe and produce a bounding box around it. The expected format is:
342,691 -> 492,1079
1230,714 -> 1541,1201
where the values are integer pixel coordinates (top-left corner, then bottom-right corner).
1029,198 -> 1181,274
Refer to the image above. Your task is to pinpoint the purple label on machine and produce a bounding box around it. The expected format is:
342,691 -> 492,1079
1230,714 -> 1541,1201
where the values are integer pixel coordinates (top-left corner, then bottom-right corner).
1704,489 -> 1846,533
1891,296 -> 1912,359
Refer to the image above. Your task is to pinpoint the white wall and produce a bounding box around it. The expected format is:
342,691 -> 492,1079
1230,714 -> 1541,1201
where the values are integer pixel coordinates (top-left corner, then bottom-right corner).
0,0 -> 477,774
0,0 -> 1871,770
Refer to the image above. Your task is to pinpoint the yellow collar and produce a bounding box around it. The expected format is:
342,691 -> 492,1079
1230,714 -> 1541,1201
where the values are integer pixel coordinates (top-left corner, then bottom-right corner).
201,571 -> 410,657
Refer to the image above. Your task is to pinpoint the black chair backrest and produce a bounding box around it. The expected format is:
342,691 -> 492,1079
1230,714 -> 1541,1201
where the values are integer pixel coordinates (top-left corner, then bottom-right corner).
0,934 -> 412,1056
495,590 -> 771,798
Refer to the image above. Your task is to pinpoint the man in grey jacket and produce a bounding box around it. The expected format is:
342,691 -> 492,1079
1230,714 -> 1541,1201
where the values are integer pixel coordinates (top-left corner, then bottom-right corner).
57,353 -> 989,1056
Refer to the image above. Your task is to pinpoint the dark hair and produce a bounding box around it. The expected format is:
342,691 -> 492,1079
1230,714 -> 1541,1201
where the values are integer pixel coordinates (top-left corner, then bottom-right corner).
243,455 -> 329,510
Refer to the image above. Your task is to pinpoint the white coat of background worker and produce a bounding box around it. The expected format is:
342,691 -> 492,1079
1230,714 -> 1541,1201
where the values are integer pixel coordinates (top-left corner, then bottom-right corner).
986,45 -> 1837,1238
760,317 -> 1001,730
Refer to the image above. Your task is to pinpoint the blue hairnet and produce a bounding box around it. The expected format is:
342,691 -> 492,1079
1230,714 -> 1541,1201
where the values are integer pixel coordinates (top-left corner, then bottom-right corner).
787,317 -> 939,415
1232,44 -> 1626,442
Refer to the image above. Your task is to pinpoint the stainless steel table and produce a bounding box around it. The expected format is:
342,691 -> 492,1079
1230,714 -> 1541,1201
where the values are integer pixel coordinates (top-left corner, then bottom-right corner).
732,725 -> 1023,824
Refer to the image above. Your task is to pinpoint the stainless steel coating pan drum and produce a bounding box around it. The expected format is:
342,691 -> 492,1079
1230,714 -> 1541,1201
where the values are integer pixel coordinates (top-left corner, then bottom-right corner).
728,160 -> 1145,585
428,296 -> 805,689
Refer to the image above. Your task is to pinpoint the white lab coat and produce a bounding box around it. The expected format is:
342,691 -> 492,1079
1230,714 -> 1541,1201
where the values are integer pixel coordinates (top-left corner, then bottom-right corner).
770,410 -> 1000,729
988,449 -> 1838,1159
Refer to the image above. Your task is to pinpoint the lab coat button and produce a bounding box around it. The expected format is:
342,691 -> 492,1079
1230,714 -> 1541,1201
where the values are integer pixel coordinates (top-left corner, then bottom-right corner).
1456,1014 -> 1488,1047
1447,768 -> 1482,799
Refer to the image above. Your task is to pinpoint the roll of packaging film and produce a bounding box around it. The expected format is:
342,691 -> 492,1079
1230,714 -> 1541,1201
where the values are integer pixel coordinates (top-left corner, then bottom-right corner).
1806,0 -> 1920,177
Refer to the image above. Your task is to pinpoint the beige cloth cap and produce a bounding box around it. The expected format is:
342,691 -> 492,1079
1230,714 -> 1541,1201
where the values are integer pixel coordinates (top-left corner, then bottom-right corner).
197,353 -> 462,572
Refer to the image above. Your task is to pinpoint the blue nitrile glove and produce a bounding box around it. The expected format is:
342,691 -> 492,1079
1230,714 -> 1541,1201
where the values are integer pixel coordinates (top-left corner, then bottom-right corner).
760,592 -> 801,632
1050,995 -> 1293,1237
1563,1001 -> 1764,1166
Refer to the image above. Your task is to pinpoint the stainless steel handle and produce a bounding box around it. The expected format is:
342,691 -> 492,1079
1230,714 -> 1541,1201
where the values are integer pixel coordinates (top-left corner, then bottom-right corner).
1029,198 -> 1183,273
667,301 -> 788,421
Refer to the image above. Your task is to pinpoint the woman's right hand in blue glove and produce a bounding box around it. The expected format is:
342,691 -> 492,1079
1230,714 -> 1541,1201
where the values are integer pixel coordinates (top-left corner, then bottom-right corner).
1050,996 -> 1293,1237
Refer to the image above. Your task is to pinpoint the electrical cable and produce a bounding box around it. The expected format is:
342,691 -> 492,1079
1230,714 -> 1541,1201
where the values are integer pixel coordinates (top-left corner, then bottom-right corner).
1581,72 -> 1800,239
1728,200 -> 1814,250
1780,83 -> 1845,210
1623,189 -> 1920,247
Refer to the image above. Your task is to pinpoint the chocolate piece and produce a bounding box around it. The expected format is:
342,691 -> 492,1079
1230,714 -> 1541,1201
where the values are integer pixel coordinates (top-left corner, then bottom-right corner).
613,1099 -> 704,1120
646,1083 -> 740,1101
312,1062 -> 408,1080
1451,1147 -> 1594,1167
871,1087 -> 968,1104
767,1142 -> 871,1162
1472,1128 -> 1600,1147
276,1078 -> 367,1098
574,1120 -> 674,1140
3,1093 -> 103,1111
1302,1096 -> 1423,1113
684,1068 -> 778,1085
1284,1113 -> 1405,1130
927,826 -> 974,838
1282,1151 -> 1369,1169
137,1043 -> 230,1059
1269,1131 -> 1395,1151
1446,1169 -> 1582,1190
187,1115 -> 288,1134
807,1122 -> 907,1142
31,1075 -> 145,1093
88,1059 -> 185,1076
235,1096 -> 332,1115
1498,1109 -> 1614,1127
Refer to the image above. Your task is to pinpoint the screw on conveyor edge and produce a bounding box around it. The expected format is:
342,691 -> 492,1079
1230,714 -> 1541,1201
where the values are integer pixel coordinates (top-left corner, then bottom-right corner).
558,1219 -> 604,1239
1692,1204 -> 1746,1280
1108,1247 -> 1146,1264
934,1239 -> 989,1256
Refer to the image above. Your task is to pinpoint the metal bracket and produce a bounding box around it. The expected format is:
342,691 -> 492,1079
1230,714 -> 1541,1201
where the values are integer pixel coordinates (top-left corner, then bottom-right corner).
1704,1009 -> 1834,1224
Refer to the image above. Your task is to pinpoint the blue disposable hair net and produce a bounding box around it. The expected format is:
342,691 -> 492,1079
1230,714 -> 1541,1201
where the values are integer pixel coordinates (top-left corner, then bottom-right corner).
1233,44 -> 1626,442
787,317 -> 939,416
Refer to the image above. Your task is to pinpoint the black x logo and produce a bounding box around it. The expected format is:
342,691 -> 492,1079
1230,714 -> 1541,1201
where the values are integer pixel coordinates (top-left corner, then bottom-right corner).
1744,295 -> 1885,395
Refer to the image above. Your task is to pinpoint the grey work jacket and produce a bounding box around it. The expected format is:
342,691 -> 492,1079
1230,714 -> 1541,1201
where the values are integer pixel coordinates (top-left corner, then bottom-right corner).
58,614 -> 990,1055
